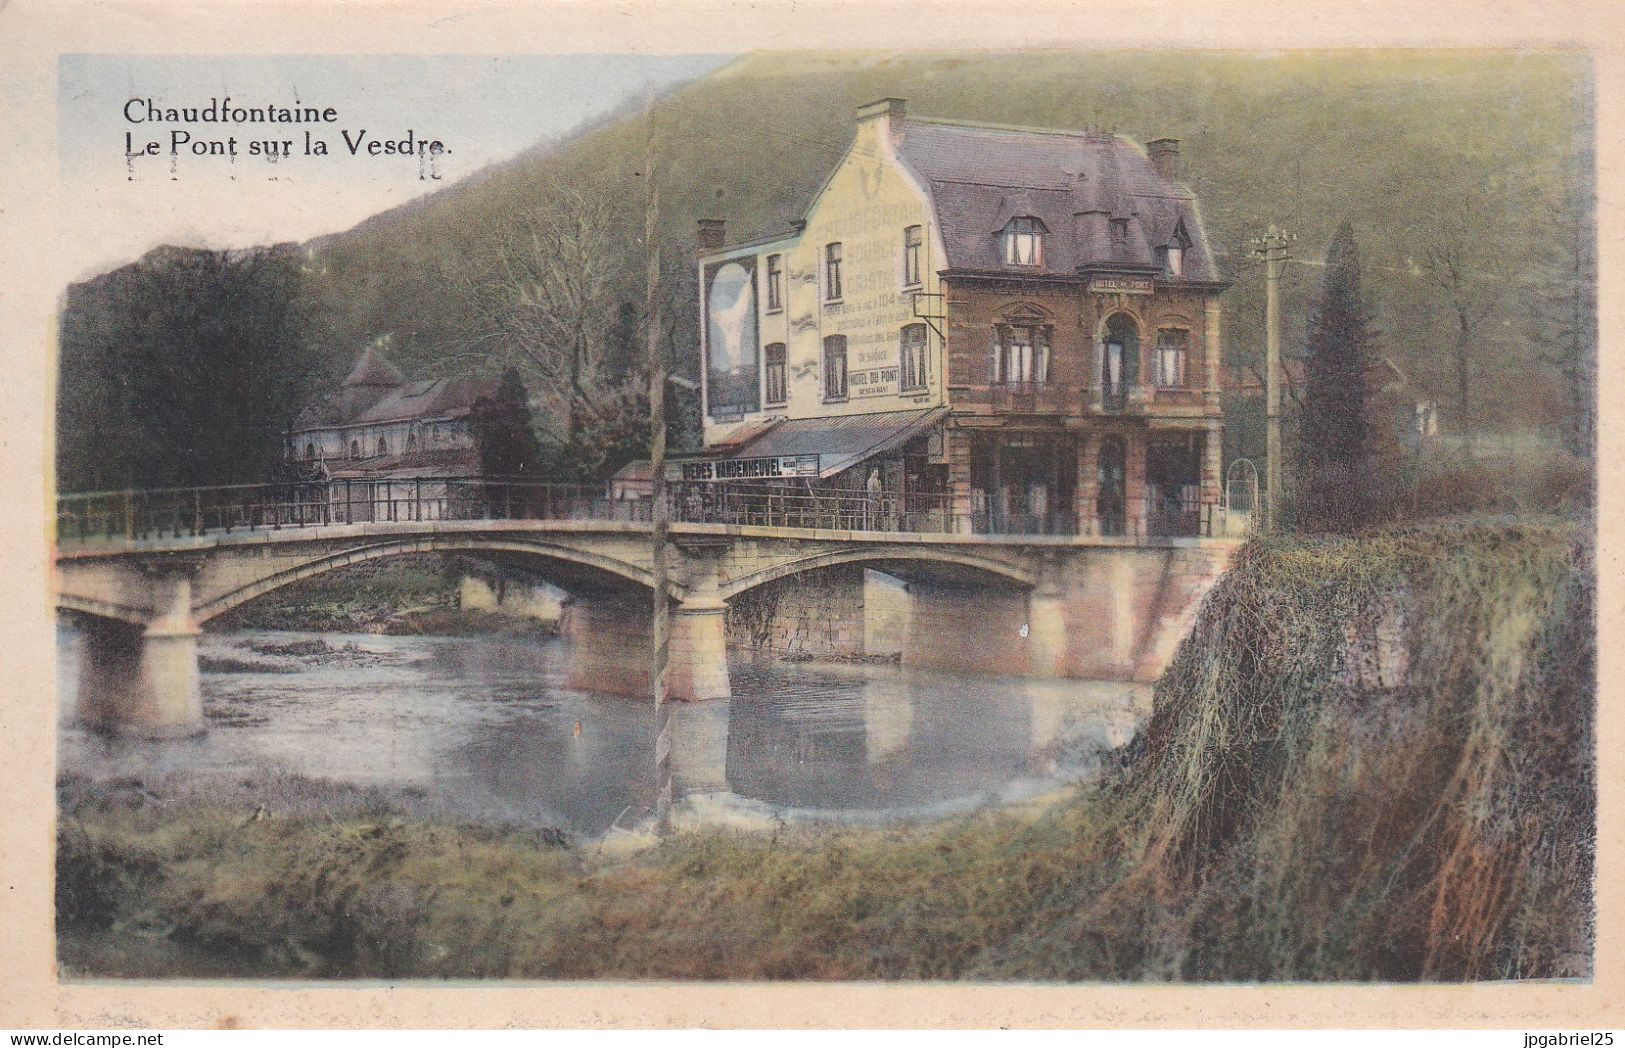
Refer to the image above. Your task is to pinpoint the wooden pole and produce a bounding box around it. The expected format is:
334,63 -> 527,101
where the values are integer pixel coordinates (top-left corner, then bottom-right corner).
643,91 -> 672,834
1252,225 -> 1293,532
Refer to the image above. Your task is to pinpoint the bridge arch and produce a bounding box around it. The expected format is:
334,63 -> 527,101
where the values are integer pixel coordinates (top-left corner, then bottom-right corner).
717,546 -> 1036,603
193,535 -> 671,625
55,593 -> 152,626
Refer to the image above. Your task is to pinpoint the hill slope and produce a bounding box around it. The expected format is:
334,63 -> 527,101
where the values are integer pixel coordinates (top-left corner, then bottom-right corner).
305,50 -> 1590,429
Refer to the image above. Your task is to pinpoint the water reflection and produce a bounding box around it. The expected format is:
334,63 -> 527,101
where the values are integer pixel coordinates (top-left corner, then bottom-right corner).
58,627 -> 1150,835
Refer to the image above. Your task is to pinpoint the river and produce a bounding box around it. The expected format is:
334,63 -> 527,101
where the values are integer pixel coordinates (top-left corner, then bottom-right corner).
57,627 -> 1151,836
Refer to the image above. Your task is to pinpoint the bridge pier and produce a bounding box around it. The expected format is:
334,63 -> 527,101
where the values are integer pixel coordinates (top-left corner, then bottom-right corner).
668,553 -> 731,701
561,587 -> 731,702
76,575 -> 204,737
1024,568 -> 1068,678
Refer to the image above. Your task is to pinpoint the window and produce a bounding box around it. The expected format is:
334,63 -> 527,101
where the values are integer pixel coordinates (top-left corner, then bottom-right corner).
349,440 -> 360,459
1101,313 -> 1140,409
993,323 -> 1050,385
764,342 -> 787,406
1155,329 -> 1189,387
406,431 -> 417,451
1162,219 -> 1191,278
823,335 -> 848,401
766,254 -> 783,312
377,437 -> 389,457
1002,217 -> 1046,266
1110,218 -> 1129,249
902,225 -> 923,287
824,242 -> 843,301
304,442 -> 315,460
899,324 -> 928,392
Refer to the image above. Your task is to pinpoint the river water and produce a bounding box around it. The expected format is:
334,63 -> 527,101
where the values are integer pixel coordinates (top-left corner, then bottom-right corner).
57,627 -> 1151,836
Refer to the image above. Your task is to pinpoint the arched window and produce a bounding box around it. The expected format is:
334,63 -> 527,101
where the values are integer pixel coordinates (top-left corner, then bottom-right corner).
349,440 -> 360,459
377,437 -> 389,457
899,324 -> 928,392
406,431 -> 417,451
1001,217 -> 1046,266
1102,313 -> 1140,409
304,442 -> 315,461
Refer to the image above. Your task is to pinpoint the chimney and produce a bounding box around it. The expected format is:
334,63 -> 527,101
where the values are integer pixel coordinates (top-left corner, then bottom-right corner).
1147,138 -> 1180,182
855,97 -> 907,143
696,218 -> 726,253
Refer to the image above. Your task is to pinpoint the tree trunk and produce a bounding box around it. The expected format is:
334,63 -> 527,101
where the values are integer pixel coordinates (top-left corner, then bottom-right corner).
1454,309 -> 1471,424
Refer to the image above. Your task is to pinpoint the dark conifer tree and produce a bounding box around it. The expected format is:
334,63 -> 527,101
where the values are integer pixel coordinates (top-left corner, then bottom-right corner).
472,367 -> 543,478
1296,221 -> 1376,531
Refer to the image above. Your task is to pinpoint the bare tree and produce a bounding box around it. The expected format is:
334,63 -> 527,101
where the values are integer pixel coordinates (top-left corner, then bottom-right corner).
454,180 -> 636,444
450,175 -> 704,479
1423,235 -> 1507,426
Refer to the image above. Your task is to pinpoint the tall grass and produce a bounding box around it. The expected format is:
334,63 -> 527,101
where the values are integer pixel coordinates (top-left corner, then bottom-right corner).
58,521 -> 1593,980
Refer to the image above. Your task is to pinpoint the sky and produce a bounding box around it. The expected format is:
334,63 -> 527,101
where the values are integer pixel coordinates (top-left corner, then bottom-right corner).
55,53 -> 732,283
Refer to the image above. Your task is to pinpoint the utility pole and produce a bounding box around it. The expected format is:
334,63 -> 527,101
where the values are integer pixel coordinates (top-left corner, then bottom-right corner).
642,92 -> 672,834
1251,225 -> 1294,531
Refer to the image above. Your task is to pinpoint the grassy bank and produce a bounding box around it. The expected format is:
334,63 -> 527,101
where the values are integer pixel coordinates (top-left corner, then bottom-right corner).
58,519 -> 1593,981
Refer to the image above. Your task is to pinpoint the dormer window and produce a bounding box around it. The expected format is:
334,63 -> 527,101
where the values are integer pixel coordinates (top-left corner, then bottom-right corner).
1161,245 -> 1185,278
1110,218 -> 1130,249
1002,217 -> 1046,266
1162,219 -> 1192,278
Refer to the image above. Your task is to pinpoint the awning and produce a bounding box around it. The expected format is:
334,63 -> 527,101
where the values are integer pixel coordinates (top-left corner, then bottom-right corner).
675,407 -> 947,481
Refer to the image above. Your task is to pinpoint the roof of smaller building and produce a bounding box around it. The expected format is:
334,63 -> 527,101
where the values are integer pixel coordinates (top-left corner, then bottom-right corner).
295,345 -> 504,431
343,345 -> 406,387
323,445 -> 483,480
612,460 -> 656,482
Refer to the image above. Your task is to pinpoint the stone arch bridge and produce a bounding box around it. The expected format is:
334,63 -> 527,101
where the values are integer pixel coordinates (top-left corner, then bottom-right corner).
56,517 -> 1236,737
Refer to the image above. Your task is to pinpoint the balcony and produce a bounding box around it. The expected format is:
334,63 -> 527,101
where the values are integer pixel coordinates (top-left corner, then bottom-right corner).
948,382 -> 1215,418
949,382 -> 1085,416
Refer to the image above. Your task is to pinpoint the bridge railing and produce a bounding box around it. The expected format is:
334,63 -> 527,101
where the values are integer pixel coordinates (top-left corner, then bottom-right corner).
666,484 -> 963,534
56,477 -> 1252,546
55,477 -> 636,544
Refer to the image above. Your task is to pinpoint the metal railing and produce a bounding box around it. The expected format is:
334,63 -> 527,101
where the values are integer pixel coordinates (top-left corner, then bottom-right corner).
55,477 -> 637,544
56,476 -> 1252,547
668,484 -> 962,534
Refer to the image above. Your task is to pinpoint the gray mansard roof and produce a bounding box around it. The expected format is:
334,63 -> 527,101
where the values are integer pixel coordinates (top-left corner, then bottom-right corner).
294,346 -> 503,432
895,119 -> 1221,283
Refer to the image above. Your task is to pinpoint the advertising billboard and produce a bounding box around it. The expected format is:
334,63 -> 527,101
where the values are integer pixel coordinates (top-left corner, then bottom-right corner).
703,257 -> 759,418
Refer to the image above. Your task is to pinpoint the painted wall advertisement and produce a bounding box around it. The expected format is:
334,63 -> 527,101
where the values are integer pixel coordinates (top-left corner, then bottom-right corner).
703,256 -> 760,419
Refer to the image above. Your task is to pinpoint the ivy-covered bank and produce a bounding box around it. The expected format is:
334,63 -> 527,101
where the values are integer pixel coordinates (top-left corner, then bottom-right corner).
58,519 -> 1593,981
